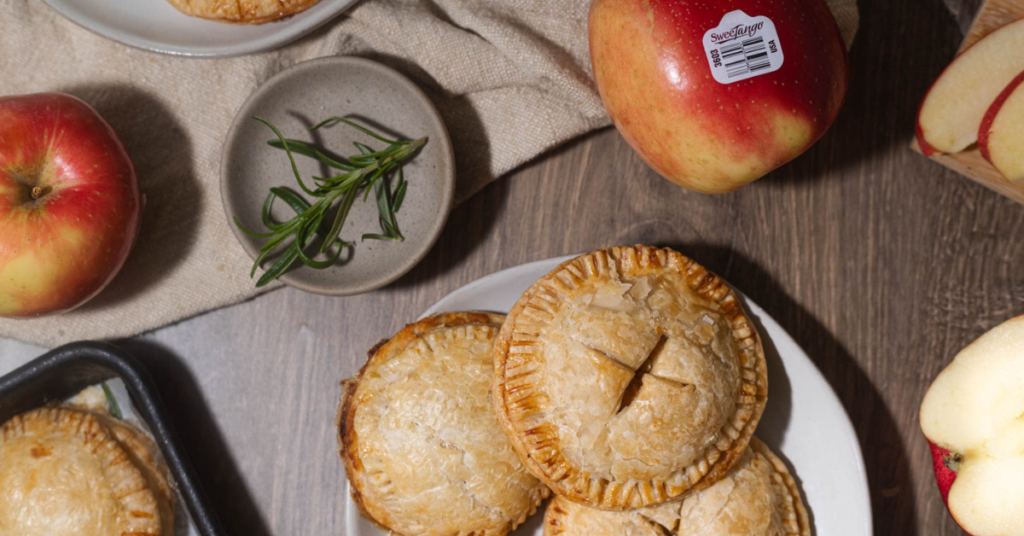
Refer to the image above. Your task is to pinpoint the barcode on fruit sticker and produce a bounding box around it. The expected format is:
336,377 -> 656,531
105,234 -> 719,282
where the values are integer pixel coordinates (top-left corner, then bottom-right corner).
703,10 -> 784,85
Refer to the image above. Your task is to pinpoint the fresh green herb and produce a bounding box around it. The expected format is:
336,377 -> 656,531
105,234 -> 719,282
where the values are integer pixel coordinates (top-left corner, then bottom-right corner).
234,116 -> 426,287
101,383 -> 123,420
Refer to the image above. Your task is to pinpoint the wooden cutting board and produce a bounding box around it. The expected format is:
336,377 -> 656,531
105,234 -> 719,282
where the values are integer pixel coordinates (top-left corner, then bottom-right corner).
911,0 -> 1024,204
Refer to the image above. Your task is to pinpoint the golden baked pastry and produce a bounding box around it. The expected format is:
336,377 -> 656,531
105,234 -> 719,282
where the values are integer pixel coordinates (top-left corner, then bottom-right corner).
165,0 -> 322,24
543,439 -> 810,536
494,246 -> 768,509
0,407 -> 174,536
338,312 -> 550,536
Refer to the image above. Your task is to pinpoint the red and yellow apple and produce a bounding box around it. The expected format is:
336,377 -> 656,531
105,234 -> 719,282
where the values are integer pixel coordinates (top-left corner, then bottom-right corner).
588,0 -> 849,193
0,93 -> 141,318
979,70 -> 1024,181
916,18 -> 1024,156
920,315 -> 1024,536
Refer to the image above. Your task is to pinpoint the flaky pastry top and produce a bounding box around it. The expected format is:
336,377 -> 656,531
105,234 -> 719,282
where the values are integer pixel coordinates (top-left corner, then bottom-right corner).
544,439 -> 810,536
0,407 -> 171,536
494,246 -> 768,508
164,0 -> 322,23
339,312 -> 549,536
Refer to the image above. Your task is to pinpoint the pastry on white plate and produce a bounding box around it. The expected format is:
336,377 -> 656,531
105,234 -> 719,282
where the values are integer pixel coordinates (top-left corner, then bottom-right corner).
338,312 -> 550,536
165,0 -> 322,24
493,245 -> 768,509
544,438 -> 810,536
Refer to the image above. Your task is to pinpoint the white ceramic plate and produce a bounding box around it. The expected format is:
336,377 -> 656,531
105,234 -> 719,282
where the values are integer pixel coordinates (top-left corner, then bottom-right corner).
347,255 -> 874,536
41,0 -> 358,57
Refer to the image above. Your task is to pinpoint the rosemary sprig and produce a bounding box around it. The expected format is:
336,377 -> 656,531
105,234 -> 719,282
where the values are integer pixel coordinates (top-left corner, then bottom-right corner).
234,116 -> 426,287
101,383 -> 123,420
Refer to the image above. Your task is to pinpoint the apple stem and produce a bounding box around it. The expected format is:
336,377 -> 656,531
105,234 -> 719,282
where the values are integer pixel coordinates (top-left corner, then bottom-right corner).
30,186 -> 49,200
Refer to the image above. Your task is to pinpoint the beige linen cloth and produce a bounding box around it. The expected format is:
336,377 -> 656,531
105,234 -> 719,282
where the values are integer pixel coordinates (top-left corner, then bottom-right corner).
0,0 -> 858,347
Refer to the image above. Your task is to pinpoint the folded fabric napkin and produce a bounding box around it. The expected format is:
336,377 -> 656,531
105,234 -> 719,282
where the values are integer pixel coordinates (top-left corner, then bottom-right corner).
0,0 -> 858,347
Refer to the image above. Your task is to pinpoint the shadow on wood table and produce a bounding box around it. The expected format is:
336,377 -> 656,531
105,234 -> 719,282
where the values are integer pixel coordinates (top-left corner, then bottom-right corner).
390,172 -> 511,288
62,84 -> 202,312
669,244 -> 917,535
115,339 -> 272,536
764,0 -> 967,192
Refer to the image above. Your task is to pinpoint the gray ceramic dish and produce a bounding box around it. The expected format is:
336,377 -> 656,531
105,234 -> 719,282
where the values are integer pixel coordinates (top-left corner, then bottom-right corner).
221,56 -> 455,296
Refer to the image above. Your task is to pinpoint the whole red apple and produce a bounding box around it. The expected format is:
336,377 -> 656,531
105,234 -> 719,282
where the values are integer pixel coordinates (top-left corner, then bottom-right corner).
589,0 -> 849,193
0,93 -> 141,318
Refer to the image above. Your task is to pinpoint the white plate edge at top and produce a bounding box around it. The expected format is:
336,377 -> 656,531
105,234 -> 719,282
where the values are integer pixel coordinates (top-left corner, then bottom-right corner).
40,0 -> 359,58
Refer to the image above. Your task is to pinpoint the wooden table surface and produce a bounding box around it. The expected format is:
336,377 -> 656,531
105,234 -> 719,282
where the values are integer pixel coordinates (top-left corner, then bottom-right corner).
0,0 -> 1014,534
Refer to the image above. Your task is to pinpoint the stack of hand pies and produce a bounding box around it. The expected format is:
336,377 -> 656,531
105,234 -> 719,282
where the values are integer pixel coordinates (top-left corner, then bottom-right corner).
338,245 -> 810,536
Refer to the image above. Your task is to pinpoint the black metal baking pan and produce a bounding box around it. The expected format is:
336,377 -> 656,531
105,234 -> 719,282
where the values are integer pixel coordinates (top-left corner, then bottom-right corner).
0,341 -> 225,536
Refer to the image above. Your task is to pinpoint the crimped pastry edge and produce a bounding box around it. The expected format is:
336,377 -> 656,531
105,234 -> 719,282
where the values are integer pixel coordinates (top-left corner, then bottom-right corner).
338,311 -> 550,536
747,438 -> 811,536
164,0 -> 322,24
542,495 -> 660,536
92,412 -> 177,536
542,439 -> 809,536
493,245 -> 769,510
0,406 -> 173,535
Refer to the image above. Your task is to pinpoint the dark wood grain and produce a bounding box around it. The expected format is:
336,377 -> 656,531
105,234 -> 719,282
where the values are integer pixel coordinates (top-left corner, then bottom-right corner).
6,0 -> 1016,535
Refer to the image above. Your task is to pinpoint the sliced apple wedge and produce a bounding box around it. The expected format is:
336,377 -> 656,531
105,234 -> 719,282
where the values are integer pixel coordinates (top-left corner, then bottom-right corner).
980,71 -> 1024,180
920,315 -> 1024,536
917,18 -> 1024,155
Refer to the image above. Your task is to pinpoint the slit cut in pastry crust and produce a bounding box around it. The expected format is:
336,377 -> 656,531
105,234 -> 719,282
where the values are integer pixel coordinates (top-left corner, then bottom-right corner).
0,407 -> 175,536
164,0 -> 323,24
338,312 -> 551,536
493,246 -> 768,509
543,439 -> 810,536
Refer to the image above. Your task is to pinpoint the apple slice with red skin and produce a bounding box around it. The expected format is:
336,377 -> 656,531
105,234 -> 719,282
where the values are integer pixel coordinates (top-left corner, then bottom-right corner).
920,315 -> 1024,536
916,18 -> 1024,156
979,70 -> 1024,180
0,93 -> 141,317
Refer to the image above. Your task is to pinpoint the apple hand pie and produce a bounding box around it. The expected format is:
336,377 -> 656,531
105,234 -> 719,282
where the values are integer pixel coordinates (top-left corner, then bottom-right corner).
0,407 -> 175,536
544,439 -> 810,536
165,0 -> 323,24
494,246 -> 768,509
338,312 -> 550,536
